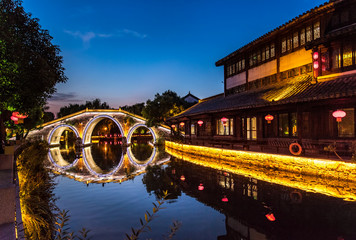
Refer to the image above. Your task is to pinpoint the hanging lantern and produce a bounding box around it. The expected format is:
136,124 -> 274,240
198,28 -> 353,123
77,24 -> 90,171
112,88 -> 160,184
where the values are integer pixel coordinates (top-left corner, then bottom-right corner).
10,116 -> 18,124
265,114 -> 274,124
265,213 -> 276,222
180,122 -> 185,127
171,124 -> 176,129
221,195 -> 229,202
198,183 -> 204,191
197,120 -> 204,126
221,117 -> 228,126
180,175 -> 185,181
12,112 -> 27,124
332,110 -> 346,122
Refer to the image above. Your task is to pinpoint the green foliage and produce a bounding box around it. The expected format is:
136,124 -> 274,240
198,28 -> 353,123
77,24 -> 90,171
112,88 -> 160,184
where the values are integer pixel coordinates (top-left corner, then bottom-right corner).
16,141 -> 57,239
142,90 -> 187,127
54,210 -> 91,240
125,191 -> 180,240
0,0 -> 67,145
121,102 -> 145,116
57,98 -> 110,118
0,0 -> 67,113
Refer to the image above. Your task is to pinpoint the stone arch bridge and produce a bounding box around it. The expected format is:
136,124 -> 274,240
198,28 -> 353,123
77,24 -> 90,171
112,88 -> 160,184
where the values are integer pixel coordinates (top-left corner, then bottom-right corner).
28,109 -> 170,146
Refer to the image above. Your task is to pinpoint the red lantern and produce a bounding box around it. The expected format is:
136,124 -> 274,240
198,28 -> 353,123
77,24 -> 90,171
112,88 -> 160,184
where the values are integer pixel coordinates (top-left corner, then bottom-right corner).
332,110 -> 346,122
221,117 -> 228,126
313,52 -> 319,60
221,196 -> 228,202
180,175 -> 185,181
313,61 -> 319,69
265,213 -> 276,222
198,183 -> 204,191
10,116 -> 18,124
180,122 -> 185,127
171,124 -> 176,128
265,114 -> 274,124
197,120 -> 203,126
12,112 -> 27,124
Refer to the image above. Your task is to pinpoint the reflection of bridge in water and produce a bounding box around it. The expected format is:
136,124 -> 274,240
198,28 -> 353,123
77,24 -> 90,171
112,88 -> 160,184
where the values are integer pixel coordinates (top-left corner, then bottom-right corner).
48,142 -> 171,182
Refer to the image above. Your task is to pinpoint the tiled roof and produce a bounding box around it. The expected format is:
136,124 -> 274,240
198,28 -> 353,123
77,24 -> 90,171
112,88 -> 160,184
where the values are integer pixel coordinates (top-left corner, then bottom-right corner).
215,0 -> 340,66
171,74 -> 356,119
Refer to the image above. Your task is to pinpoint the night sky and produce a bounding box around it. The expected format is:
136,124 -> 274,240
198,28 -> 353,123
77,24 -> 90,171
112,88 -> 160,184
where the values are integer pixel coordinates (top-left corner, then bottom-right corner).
23,0 -> 327,115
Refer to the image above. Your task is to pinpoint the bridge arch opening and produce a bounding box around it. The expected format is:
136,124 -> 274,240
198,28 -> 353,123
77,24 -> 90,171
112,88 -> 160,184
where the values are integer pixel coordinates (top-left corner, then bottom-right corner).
48,124 -> 80,146
127,124 -> 156,145
82,115 -> 124,145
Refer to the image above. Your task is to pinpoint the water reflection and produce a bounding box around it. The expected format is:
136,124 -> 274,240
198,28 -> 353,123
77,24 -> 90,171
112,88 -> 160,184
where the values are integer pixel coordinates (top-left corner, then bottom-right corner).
48,138 -> 169,181
143,158 -> 356,240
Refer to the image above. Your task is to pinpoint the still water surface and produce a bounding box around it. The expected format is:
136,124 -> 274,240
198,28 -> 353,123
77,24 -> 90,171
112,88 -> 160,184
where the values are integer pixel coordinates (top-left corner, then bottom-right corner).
51,141 -> 356,240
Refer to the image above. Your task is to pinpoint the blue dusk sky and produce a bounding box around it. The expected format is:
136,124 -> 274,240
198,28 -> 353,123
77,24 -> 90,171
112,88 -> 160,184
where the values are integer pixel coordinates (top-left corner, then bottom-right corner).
23,0 -> 327,115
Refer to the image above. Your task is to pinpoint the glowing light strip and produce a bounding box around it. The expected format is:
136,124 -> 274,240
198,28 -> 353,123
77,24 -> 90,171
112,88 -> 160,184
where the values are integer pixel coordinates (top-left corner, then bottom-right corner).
82,146 -> 124,177
48,124 -> 80,145
82,115 -> 125,145
127,123 -> 157,144
48,147 -> 79,170
127,146 -> 157,167
166,141 -> 356,201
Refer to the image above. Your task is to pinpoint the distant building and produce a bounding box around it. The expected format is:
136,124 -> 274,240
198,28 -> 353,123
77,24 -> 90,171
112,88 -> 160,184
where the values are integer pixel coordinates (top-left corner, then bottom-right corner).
182,92 -> 200,104
169,0 -> 356,157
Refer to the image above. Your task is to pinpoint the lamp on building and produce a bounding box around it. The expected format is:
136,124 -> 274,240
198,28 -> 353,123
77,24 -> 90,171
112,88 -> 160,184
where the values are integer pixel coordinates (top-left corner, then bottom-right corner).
332,110 -> 346,122
12,112 -> 27,124
221,195 -> 229,202
180,122 -> 185,127
221,117 -> 228,126
197,120 -> 204,126
171,124 -> 176,129
313,51 -> 319,79
265,114 -> 274,124
180,175 -> 185,181
265,213 -> 276,222
10,116 -> 18,124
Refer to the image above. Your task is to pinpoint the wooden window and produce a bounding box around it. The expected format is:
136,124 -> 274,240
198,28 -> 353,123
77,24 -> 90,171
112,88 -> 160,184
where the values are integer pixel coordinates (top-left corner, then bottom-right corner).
313,22 -> 320,39
216,118 -> 234,136
287,36 -> 292,51
306,26 -> 312,42
270,43 -> 275,58
300,28 -> 305,46
343,43 -> 353,67
265,46 -> 270,60
262,49 -> 265,61
293,32 -> 299,48
278,113 -> 289,137
191,124 -> 196,135
282,38 -> 286,53
249,55 -> 253,67
338,108 -> 354,137
241,59 -> 245,70
257,50 -> 261,63
232,63 -> 235,74
246,117 -> 257,140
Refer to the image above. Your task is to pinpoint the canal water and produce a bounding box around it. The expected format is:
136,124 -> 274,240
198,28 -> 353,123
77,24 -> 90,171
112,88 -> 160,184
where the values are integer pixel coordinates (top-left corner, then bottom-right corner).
50,139 -> 356,240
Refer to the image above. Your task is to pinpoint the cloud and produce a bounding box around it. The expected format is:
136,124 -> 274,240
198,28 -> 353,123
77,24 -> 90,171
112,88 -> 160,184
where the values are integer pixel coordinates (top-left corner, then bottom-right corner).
118,29 -> 147,39
64,28 -> 147,47
49,92 -> 83,102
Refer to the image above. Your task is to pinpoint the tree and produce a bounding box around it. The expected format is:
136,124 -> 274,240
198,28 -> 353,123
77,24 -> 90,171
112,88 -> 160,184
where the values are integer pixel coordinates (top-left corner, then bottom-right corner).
57,98 -> 110,118
121,102 -> 145,116
0,0 -> 67,148
142,90 -> 187,127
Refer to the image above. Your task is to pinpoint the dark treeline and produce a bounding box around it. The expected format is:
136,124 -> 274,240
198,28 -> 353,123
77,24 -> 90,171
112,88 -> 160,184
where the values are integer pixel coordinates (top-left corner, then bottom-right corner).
57,98 -> 110,118
56,90 -> 197,127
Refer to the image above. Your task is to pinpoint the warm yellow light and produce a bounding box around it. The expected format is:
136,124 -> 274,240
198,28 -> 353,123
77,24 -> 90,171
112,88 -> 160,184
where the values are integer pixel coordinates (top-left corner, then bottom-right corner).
165,141 -> 356,201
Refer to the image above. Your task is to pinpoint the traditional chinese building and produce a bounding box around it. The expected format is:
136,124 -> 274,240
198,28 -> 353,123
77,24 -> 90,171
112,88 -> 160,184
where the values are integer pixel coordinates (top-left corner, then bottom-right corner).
169,0 -> 356,156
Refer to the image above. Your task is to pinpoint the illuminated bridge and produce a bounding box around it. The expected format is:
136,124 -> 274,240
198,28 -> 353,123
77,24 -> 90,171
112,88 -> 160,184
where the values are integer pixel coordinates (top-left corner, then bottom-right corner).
28,109 -> 170,146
